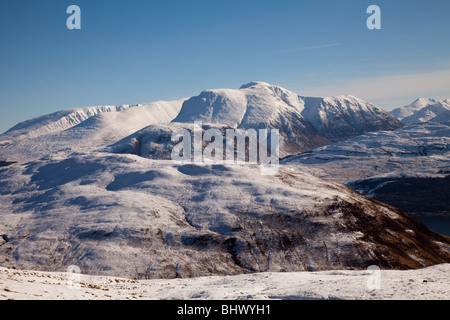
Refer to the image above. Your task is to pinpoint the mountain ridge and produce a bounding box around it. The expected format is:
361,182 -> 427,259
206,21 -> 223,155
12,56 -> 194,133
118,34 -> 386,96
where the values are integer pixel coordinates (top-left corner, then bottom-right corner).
1,82 -> 403,161
172,81 -> 403,157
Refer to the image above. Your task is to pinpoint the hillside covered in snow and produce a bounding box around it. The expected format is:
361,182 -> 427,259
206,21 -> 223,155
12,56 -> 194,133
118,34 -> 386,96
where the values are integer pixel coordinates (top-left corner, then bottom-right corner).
283,119 -> 450,215
2,153 -> 449,279
0,82 -> 449,287
0,99 -> 186,163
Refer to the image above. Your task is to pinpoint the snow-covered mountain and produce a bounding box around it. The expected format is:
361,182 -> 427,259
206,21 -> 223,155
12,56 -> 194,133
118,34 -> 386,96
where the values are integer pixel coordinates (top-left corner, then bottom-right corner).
391,98 -> 450,125
0,82 -> 449,281
173,82 -> 403,157
175,82 -> 307,127
173,82 -> 326,157
0,82 -> 402,162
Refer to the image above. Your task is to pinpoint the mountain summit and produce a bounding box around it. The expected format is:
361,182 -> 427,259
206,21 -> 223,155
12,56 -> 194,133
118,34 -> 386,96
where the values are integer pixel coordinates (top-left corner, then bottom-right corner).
172,82 -> 403,157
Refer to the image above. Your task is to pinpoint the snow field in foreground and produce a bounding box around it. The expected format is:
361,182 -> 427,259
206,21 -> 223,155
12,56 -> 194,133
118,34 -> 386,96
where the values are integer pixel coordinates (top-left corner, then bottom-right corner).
0,264 -> 449,300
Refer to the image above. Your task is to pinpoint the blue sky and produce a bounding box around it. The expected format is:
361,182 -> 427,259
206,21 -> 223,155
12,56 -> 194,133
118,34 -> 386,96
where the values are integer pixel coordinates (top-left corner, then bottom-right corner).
1,0 -> 449,133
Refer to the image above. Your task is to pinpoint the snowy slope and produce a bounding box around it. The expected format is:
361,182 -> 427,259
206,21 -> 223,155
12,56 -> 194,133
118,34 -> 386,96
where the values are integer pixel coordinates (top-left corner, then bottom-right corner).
108,122 -> 252,161
1,264 -> 449,300
431,109 -> 450,123
282,121 -> 450,215
0,99 -> 186,163
3,105 -> 136,140
0,152 -> 449,279
391,98 -> 450,125
283,121 -> 450,182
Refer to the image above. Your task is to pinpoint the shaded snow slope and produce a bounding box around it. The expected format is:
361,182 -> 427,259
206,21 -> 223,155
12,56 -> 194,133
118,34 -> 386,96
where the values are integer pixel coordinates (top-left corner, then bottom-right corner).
431,110 -> 450,123
1,264 -> 449,300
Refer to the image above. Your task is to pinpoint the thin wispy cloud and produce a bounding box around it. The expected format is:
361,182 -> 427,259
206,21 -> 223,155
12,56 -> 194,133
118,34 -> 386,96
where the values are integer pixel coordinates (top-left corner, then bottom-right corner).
267,43 -> 341,54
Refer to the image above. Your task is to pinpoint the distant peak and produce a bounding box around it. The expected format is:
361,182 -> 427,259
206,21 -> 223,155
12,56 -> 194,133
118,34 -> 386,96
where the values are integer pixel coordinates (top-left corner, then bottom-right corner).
412,98 -> 439,105
239,81 -> 272,89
